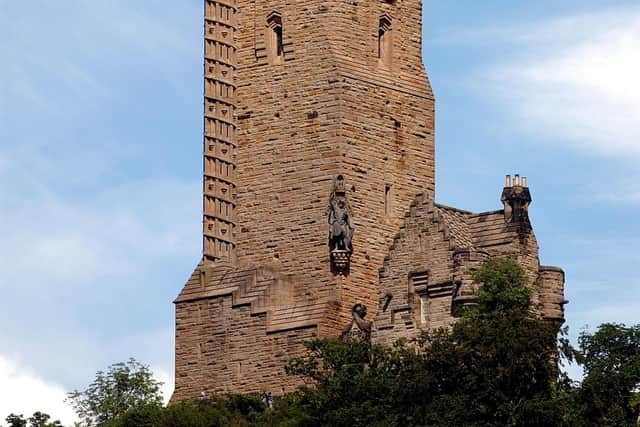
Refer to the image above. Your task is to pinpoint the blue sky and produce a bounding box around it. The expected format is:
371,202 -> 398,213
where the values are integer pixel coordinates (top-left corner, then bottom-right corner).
1,1 -> 638,423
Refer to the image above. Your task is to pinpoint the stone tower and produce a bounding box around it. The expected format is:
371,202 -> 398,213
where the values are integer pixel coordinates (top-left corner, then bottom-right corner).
173,0 -> 565,400
174,0 -> 435,399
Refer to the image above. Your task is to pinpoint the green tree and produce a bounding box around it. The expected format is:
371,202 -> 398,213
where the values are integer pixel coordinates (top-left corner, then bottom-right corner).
93,393 -> 274,427
159,400 -> 225,427
160,395 -> 264,427
574,323 -> 640,426
66,358 -> 163,426
5,414 -> 27,427
101,403 -> 163,427
285,258 -> 569,427
285,338 -> 426,426
4,412 -> 62,427
27,412 -> 62,427
416,258 -> 567,426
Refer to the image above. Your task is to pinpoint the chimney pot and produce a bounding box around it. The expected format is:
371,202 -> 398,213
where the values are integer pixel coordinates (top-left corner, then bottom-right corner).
505,175 -> 512,187
514,174 -> 520,186
522,177 -> 528,187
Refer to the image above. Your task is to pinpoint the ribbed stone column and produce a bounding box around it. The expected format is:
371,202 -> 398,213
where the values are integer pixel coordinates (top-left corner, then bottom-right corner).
202,0 -> 237,263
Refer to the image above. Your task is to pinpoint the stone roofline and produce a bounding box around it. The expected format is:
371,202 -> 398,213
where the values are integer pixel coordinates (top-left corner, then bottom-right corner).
435,202 -> 505,218
472,209 -> 506,217
433,203 -> 473,215
539,265 -> 565,274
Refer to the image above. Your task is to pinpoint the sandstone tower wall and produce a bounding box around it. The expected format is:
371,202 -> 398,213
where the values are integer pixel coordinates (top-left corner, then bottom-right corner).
233,0 -> 434,327
174,1 -> 565,401
175,0 -> 435,399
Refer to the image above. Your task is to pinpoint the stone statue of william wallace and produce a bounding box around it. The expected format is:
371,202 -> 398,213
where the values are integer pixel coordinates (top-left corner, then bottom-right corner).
328,197 -> 354,253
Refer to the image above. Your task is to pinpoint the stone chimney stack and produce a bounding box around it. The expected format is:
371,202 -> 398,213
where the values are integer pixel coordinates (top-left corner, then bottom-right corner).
501,174 -> 532,224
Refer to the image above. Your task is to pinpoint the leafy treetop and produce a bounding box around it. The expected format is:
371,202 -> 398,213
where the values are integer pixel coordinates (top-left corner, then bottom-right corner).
66,358 -> 163,427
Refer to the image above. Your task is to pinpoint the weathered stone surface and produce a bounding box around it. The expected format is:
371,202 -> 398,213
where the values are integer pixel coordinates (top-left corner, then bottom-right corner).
341,304 -> 372,342
172,1 -> 565,401
371,185 -> 566,347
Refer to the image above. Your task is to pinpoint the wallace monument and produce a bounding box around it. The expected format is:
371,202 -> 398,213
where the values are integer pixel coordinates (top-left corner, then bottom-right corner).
172,0 -> 566,400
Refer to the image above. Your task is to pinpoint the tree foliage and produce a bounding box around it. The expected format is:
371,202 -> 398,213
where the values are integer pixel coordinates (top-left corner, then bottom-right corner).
7,260 -> 640,426
4,412 -> 62,427
89,394 -> 292,427
285,338 -> 427,426
66,358 -> 163,426
572,323 -> 640,426
417,259 -> 564,426
282,258 -> 567,427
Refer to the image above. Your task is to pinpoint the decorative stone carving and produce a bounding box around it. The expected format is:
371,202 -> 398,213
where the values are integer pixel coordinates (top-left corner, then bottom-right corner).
341,304 -> 372,342
331,250 -> 351,271
380,290 -> 393,312
327,175 -> 354,274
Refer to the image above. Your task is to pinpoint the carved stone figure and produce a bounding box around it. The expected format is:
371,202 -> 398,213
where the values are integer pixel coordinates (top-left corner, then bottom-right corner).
341,304 -> 372,342
327,175 -> 355,274
329,199 -> 353,252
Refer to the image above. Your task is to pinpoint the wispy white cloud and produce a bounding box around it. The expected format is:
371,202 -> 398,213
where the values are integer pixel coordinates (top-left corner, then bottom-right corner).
586,179 -> 640,206
0,353 -> 174,424
0,0 -> 200,403
567,275 -> 640,326
434,6 -> 640,47
0,148 -> 200,287
0,145 -> 194,392
0,0 -> 195,118
450,6 -> 640,159
578,302 -> 640,329
0,355 -> 78,425
154,368 -> 176,405
562,236 -> 640,333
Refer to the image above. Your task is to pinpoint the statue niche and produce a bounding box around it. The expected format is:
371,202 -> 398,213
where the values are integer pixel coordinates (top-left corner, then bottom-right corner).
327,175 -> 354,274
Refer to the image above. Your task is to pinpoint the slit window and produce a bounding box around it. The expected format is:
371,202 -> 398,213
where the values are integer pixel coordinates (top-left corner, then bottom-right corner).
267,13 -> 284,64
384,184 -> 392,216
378,16 -> 392,66
410,271 -> 430,325
420,295 -> 429,325
275,26 -> 284,56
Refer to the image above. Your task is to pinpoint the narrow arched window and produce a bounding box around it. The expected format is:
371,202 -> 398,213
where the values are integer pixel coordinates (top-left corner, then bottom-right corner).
378,16 -> 392,66
275,26 -> 284,57
267,13 -> 284,64
384,184 -> 392,216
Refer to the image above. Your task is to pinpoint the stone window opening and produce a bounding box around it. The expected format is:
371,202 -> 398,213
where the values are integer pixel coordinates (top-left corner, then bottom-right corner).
267,13 -> 284,64
378,16 -> 392,66
384,184 -> 392,216
409,271 -> 429,325
275,26 -> 284,56
420,295 -> 429,325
